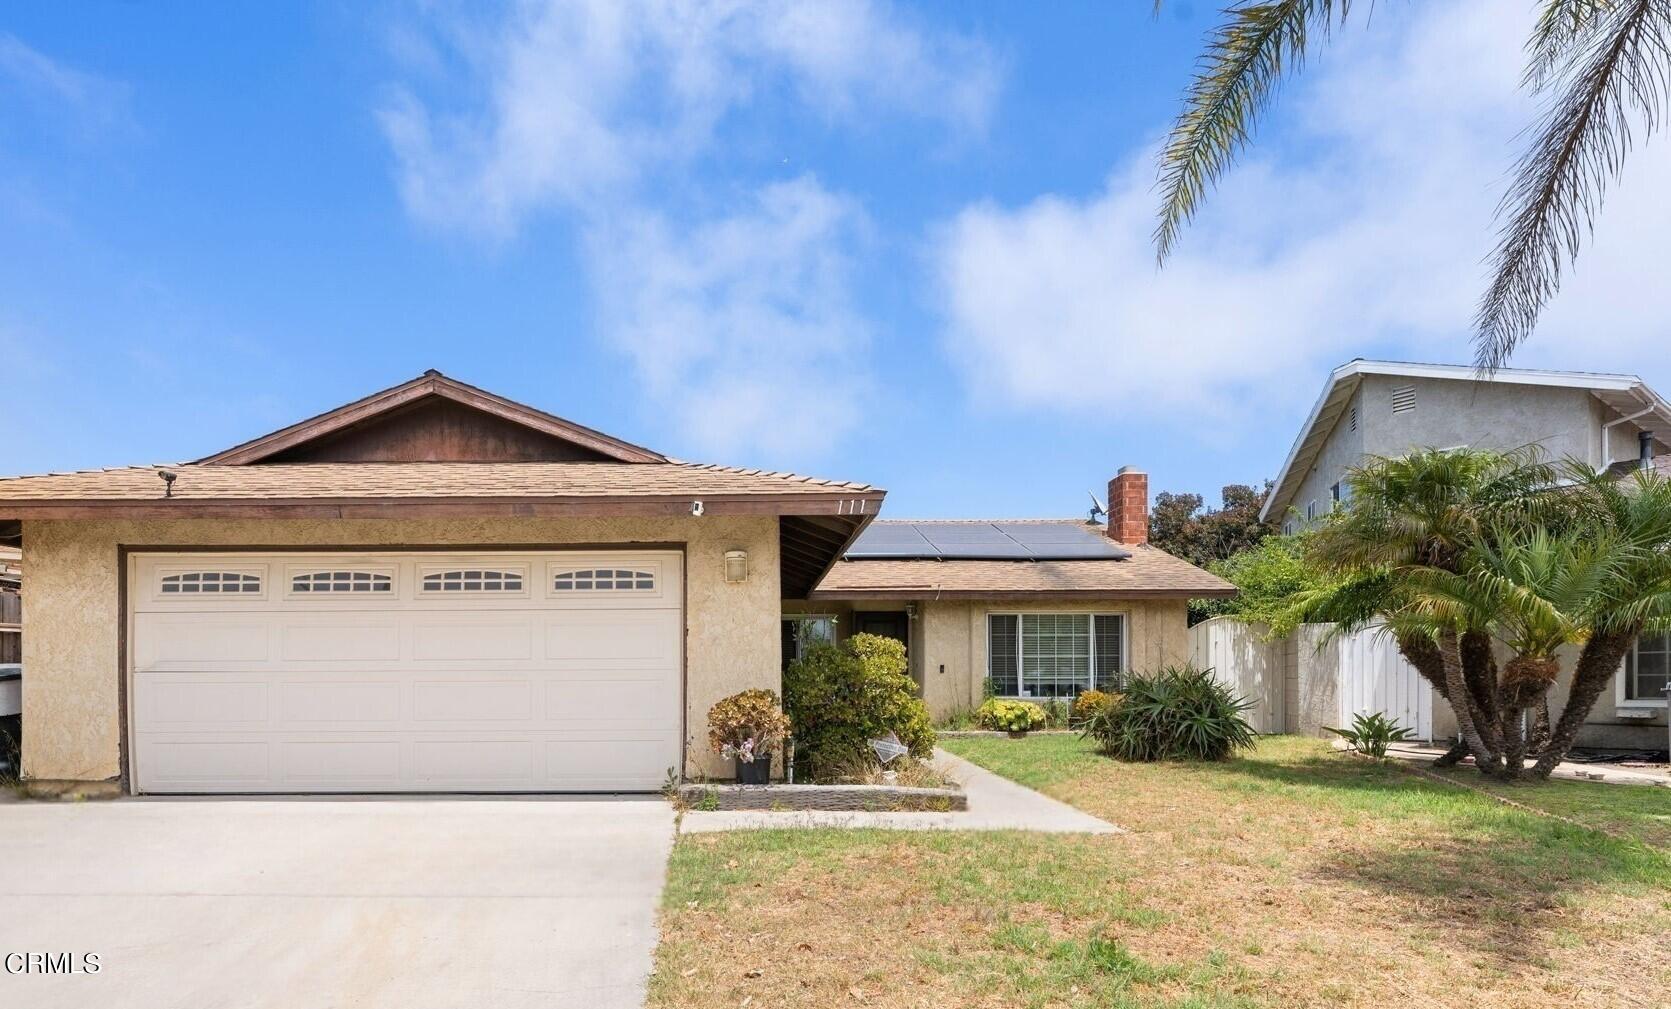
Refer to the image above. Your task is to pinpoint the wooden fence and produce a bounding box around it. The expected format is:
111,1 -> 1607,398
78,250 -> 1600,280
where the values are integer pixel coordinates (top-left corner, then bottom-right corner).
1188,617 -> 1435,740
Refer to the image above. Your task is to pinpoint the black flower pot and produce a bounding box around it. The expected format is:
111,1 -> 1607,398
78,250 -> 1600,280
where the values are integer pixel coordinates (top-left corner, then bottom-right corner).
736,755 -> 772,785
1007,729 -> 1029,739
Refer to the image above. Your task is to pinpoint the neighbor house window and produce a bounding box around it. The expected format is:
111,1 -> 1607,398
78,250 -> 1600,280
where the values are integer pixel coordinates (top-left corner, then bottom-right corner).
1330,482 -> 1343,510
1624,631 -> 1670,703
1306,499 -> 1318,522
986,613 -> 1124,698
781,615 -> 837,671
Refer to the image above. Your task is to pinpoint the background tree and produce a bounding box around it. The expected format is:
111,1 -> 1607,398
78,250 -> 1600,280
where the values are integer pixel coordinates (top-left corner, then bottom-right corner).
1149,482 -> 1272,570
1153,0 -> 1671,368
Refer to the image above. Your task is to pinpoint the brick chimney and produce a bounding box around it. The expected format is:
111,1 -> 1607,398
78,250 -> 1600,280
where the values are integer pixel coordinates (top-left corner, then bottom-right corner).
1107,466 -> 1148,545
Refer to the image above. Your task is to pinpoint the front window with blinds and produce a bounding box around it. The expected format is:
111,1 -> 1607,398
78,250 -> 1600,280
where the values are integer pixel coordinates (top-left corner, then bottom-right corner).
1624,631 -> 1670,702
987,613 -> 1124,698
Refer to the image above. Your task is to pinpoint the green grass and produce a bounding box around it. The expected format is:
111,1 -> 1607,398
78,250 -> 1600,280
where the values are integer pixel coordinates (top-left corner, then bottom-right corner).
653,735 -> 1671,1009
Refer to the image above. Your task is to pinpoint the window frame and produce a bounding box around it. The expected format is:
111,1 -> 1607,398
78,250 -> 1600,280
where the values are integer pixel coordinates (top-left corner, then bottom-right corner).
152,566 -> 267,601
985,611 -> 1127,699
1617,629 -> 1671,708
285,566 -> 398,598
782,613 -> 838,664
417,565 -> 530,597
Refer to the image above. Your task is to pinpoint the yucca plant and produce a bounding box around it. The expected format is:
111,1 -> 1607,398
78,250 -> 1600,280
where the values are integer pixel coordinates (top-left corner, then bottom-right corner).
1326,712 -> 1416,760
1080,666 -> 1256,761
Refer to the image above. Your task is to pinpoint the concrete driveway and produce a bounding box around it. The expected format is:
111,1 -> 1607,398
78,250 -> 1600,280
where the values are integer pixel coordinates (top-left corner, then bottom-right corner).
0,795 -> 675,1009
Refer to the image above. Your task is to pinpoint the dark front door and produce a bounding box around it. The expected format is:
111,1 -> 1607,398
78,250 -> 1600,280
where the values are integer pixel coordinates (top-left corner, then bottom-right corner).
854,611 -> 909,647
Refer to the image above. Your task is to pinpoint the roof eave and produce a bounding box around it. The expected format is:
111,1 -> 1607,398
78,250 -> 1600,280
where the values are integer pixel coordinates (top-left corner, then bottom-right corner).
809,586 -> 1239,601
0,490 -> 886,521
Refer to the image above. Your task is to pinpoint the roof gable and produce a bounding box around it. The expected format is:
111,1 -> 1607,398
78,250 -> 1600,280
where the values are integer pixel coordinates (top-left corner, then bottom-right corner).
198,371 -> 667,465
1259,359 -> 1671,523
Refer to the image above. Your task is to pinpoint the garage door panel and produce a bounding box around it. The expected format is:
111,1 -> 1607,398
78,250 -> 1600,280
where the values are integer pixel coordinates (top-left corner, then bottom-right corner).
279,740 -> 402,784
136,678 -> 269,726
135,615 -> 271,667
281,618 -> 403,662
132,550 -> 682,793
545,738 -> 671,786
545,679 -> 675,727
275,681 -> 403,724
412,619 -> 534,662
413,739 -> 537,783
145,740 -> 270,785
543,612 -> 677,663
412,679 -> 534,722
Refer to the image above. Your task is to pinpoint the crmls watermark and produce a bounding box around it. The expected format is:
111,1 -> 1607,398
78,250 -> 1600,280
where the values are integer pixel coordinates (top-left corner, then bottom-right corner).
4,952 -> 101,974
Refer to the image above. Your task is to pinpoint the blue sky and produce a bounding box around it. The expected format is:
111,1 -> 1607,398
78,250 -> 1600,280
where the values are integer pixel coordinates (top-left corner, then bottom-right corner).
4,1 -> 1668,517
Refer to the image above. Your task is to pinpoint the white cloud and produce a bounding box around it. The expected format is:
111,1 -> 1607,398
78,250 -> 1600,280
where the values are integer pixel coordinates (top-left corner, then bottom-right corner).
585,176 -> 872,461
381,0 -> 996,458
0,33 -> 131,140
381,0 -> 998,237
933,0 -> 1671,430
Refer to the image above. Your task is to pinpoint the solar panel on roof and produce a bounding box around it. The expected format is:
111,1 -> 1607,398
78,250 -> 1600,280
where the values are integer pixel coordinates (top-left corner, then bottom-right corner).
844,523 -> 938,558
997,522 -> 1129,560
846,521 -> 1132,561
915,522 -> 1030,559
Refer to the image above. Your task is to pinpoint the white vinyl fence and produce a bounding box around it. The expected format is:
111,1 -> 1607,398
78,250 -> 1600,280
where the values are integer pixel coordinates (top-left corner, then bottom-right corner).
1189,617 -> 1435,740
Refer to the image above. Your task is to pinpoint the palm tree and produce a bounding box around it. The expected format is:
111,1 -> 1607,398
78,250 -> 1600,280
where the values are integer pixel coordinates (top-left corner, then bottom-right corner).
1529,466 -> 1671,777
1303,448 -> 1555,772
1153,0 -> 1671,368
1405,527 -> 1616,778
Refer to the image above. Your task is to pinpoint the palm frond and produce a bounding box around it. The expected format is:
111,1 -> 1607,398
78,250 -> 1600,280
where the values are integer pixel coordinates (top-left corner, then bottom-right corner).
1526,0 -> 1622,87
1153,1 -> 1352,262
1474,0 -> 1671,370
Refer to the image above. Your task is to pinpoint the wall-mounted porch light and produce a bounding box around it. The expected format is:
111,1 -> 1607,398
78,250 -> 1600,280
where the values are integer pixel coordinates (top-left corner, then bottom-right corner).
723,549 -> 749,583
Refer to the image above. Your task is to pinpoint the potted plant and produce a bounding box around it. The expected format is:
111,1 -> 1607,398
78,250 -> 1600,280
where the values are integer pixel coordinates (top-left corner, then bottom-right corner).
975,698 -> 1047,737
708,688 -> 792,785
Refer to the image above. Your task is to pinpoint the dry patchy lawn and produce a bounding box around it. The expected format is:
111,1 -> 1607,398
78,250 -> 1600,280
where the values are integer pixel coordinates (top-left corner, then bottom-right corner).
649,736 -> 1671,1009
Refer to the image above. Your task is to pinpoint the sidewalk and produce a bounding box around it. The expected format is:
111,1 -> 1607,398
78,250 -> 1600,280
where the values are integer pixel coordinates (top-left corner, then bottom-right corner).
1383,742 -> 1671,787
679,749 -> 1121,834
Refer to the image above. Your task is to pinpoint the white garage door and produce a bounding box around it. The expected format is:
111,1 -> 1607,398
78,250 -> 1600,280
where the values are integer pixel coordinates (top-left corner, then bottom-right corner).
129,550 -> 682,794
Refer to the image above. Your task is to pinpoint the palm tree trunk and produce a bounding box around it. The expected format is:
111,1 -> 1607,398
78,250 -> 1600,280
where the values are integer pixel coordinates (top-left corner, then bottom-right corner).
1531,629 -> 1636,779
1432,740 -> 1470,768
1439,631 -> 1499,772
1497,702 -> 1527,781
1529,696 -> 1552,753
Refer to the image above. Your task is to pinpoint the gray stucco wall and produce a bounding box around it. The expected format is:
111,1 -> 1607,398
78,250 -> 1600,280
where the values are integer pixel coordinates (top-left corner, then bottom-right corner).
1286,375 -> 1653,531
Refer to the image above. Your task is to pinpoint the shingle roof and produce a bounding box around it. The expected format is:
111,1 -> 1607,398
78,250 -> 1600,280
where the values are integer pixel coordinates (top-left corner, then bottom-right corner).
0,462 -> 881,518
812,520 -> 1234,599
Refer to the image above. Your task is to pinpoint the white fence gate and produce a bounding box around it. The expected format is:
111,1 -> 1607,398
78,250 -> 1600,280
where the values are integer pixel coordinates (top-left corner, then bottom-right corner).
1189,617 -> 1435,740
1187,618 -> 1284,733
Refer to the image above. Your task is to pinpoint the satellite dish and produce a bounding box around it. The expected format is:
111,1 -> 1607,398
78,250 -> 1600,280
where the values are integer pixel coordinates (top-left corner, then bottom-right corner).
1087,490 -> 1107,524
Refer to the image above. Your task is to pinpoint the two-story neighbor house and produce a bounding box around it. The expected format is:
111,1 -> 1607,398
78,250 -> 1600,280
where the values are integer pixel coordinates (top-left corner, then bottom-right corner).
1263,359 -> 1671,750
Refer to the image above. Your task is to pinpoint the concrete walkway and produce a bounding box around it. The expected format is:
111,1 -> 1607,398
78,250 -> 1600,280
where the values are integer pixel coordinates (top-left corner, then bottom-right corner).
0,795 -> 674,1009
1383,742 -> 1671,787
679,748 -> 1120,834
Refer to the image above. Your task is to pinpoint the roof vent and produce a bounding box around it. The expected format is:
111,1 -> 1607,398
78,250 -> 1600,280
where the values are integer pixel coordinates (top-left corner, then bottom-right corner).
1349,405 -> 1358,432
1391,385 -> 1416,415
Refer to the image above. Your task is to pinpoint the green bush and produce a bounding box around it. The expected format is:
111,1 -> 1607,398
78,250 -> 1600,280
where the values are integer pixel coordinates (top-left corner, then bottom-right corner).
1071,689 -> 1120,725
783,633 -> 935,779
1326,712 -> 1415,759
975,698 -> 1047,733
1080,665 -> 1256,761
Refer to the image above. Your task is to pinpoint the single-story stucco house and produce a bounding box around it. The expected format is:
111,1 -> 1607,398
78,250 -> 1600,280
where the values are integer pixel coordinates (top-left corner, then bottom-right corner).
0,372 -> 1229,796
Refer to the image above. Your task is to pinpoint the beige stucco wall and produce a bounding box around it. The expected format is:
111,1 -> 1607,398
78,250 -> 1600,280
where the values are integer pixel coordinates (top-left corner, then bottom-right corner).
20,515 -> 781,786
916,597 -> 1190,720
